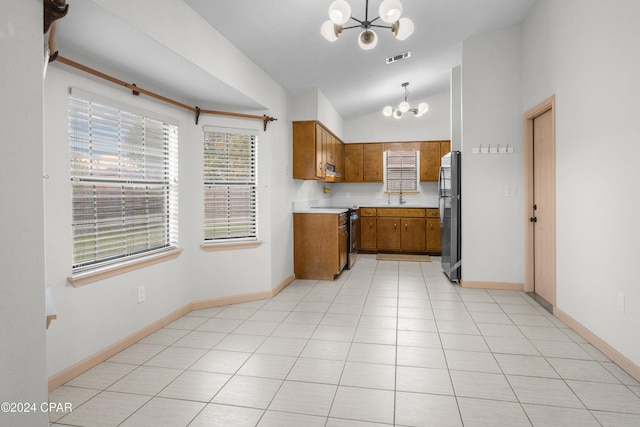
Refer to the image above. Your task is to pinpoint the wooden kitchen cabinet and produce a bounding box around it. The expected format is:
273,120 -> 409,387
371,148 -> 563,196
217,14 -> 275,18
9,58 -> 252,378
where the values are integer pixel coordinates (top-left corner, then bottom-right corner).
402,218 -> 426,252
360,208 -> 377,250
344,144 -> 364,182
375,208 -> 426,253
343,143 -> 383,182
294,212 -> 347,280
293,121 -> 344,182
376,217 -> 402,250
344,140 -> 449,183
363,143 -> 383,182
420,140 -> 451,182
426,208 -> 441,254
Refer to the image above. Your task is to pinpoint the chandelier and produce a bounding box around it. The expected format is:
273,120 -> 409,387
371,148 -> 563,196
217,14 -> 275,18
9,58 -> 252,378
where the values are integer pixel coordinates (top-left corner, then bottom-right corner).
321,0 -> 415,50
383,82 -> 428,118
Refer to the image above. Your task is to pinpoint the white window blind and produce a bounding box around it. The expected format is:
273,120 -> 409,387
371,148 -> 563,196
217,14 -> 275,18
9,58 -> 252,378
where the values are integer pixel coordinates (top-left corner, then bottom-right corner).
69,89 -> 179,272
204,126 -> 257,242
384,150 -> 419,192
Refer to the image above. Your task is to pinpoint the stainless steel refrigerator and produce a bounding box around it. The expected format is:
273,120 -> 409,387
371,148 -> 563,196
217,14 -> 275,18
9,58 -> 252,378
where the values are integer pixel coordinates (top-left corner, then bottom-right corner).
439,151 -> 461,282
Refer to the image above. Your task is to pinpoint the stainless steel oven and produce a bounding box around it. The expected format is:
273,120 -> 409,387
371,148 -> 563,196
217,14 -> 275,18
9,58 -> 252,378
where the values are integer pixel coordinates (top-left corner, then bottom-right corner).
346,208 -> 359,269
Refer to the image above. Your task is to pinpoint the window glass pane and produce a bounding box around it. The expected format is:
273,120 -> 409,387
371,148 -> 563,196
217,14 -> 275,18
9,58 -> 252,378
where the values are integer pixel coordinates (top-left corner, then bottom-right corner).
204,128 -> 257,242
69,94 -> 178,272
384,150 -> 419,192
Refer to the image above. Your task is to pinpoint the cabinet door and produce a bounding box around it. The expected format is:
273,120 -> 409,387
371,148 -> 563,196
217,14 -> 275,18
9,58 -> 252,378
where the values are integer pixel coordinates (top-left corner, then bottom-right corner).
344,144 -> 363,182
440,141 -> 451,156
377,217 -> 401,250
315,124 -> 326,179
363,143 -> 383,182
420,141 -> 440,182
339,226 -> 348,270
292,121 -> 317,180
335,139 -> 344,182
401,218 -> 426,252
361,216 -> 377,249
426,218 -> 441,254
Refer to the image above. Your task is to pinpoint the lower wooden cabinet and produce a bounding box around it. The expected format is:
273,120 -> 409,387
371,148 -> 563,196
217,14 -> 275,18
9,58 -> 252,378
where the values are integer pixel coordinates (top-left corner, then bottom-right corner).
426,209 -> 441,254
294,212 -> 347,280
376,217 -> 401,250
360,216 -> 377,250
359,207 -> 441,255
401,218 -> 426,252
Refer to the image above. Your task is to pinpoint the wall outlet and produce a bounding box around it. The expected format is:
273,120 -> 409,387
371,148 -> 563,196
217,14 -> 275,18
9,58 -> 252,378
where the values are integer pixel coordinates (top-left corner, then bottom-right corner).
137,285 -> 146,304
617,293 -> 625,312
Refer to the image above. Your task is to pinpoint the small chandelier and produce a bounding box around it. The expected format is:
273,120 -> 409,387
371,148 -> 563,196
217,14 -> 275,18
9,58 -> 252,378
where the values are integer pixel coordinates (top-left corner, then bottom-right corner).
321,0 -> 415,50
383,82 -> 429,118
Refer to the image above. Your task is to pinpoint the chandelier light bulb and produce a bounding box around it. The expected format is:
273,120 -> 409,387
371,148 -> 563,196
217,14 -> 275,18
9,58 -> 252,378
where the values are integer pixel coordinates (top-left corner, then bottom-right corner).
321,20 -> 341,42
398,101 -> 410,113
358,29 -> 378,50
383,106 -> 393,117
328,0 -> 352,25
418,102 -> 429,114
392,17 -> 414,41
393,109 -> 403,119
379,0 -> 403,24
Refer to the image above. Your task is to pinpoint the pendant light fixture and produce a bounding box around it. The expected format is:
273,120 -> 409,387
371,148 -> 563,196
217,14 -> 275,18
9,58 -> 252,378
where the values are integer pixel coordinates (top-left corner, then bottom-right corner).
383,82 -> 429,118
321,0 -> 415,50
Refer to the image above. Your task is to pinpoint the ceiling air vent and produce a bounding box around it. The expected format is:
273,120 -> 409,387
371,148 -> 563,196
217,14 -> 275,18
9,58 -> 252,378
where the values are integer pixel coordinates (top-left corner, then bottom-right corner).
386,51 -> 411,64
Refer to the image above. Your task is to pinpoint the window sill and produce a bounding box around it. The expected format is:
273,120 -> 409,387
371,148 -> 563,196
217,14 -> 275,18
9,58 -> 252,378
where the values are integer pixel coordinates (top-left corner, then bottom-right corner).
201,241 -> 262,252
68,248 -> 182,287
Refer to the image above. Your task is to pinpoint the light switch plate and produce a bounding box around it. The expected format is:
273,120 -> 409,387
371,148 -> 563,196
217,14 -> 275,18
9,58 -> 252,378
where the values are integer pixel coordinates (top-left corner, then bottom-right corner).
472,147 -> 480,154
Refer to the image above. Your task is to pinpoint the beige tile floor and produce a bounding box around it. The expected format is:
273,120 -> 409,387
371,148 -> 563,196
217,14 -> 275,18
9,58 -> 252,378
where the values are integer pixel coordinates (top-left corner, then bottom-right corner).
50,255 -> 640,426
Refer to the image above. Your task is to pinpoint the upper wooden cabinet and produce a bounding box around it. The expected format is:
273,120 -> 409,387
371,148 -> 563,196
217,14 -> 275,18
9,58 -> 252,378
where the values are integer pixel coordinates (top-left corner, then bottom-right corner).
293,121 -> 344,182
344,141 -> 451,183
344,143 -> 383,182
420,140 -> 451,182
344,144 -> 364,182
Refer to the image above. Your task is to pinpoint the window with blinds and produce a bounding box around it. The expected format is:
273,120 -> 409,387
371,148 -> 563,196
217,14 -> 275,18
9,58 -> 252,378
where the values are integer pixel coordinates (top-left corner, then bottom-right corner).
384,150 -> 419,192
203,126 -> 257,242
69,89 -> 179,272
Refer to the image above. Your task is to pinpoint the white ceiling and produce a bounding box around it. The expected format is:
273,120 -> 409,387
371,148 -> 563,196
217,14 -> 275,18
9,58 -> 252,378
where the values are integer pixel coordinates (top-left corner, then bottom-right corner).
56,0 -> 537,120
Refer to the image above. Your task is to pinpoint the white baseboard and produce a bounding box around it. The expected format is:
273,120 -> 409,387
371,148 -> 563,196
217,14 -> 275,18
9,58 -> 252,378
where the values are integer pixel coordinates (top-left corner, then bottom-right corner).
48,274 -> 295,391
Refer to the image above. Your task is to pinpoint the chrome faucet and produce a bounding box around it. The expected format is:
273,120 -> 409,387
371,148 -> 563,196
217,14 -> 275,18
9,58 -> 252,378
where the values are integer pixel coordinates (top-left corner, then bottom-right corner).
399,190 -> 405,205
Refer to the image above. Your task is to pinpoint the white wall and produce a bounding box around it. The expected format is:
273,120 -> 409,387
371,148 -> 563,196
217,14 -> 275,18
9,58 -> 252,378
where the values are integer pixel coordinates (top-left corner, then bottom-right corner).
461,25 -> 525,284
522,0 -> 640,366
0,0 -> 49,424
450,66 -> 462,152
44,0 -> 292,377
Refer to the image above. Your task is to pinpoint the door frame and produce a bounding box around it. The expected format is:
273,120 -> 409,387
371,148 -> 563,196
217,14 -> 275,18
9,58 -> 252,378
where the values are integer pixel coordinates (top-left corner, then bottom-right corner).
523,95 -> 556,301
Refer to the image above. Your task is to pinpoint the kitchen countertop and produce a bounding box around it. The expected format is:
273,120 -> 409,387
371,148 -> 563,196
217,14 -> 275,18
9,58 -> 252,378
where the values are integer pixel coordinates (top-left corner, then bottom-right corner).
360,203 -> 438,208
293,208 -> 349,214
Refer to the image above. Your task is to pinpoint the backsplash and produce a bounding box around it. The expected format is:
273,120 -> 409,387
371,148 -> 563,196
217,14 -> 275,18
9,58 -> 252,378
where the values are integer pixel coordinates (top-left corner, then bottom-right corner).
294,182 -> 439,209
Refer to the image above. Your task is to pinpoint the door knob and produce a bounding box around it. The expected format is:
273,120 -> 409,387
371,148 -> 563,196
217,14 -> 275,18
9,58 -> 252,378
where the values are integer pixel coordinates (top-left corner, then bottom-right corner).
529,217 -> 537,223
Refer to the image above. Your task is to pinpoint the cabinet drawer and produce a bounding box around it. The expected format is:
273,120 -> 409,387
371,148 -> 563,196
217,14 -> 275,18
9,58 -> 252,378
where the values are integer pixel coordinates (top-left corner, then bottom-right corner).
426,209 -> 439,218
360,208 -> 376,217
376,208 -> 425,218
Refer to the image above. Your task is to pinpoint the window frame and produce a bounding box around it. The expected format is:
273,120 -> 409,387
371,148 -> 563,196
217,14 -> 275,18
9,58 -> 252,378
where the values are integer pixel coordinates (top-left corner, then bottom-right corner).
383,149 -> 420,193
68,88 -> 179,281
202,126 -> 259,248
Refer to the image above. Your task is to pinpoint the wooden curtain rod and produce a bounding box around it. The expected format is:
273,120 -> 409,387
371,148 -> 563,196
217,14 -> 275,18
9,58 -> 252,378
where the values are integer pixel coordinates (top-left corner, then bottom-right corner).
54,55 -> 278,130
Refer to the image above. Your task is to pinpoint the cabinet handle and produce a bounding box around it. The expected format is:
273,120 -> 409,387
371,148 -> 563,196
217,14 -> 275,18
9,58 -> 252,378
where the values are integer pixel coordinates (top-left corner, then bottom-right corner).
430,224 -> 433,230
405,223 -> 408,230
394,223 -> 397,229
369,222 -> 373,228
